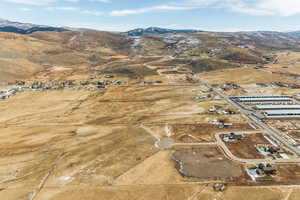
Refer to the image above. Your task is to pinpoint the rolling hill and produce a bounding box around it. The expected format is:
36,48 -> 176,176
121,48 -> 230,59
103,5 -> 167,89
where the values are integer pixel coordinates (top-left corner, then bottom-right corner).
1,20 -> 300,82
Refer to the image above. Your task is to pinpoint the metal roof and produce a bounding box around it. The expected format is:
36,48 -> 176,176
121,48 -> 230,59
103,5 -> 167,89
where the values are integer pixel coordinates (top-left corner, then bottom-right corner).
264,115 -> 300,118
234,96 -> 290,99
256,105 -> 300,110
264,110 -> 300,115
238,97 -> 292,102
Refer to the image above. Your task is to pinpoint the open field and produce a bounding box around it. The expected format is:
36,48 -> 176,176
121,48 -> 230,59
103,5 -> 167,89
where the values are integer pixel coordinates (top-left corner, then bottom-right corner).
274,165 -> 300,184
200,67 -> 296,85
0,84 -> 250,199
170,123 -> 252,143
3,185 -> 300,200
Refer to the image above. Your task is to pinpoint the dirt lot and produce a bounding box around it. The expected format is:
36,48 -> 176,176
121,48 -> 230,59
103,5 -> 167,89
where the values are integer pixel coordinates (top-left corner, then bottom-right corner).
274,164 -> 300,185
172,147 -> 243,180
225,133 -> 269,159
170,123 -> 253,143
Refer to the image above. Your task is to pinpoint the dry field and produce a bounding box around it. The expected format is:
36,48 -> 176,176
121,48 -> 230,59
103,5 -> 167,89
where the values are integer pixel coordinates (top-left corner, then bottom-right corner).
225,133 -> 269,159
170,123 -> 252,143
2,46 -> 300,199
0,84 -> 251,199
274,164 -> 300,185
1,80 -> 299,199
200,67 -> 295,85
241,83 -> 300,96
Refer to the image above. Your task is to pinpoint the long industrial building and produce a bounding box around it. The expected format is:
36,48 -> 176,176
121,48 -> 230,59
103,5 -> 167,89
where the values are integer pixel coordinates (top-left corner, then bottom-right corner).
263,110 -> 300,118
256,105 -> 300,110
232,96 -> 293,102
230,96 -> 300,118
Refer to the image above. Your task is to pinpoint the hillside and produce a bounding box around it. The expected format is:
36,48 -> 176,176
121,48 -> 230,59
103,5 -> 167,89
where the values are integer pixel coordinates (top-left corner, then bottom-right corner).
1,25 -> 300,82
0,30 -> 132,82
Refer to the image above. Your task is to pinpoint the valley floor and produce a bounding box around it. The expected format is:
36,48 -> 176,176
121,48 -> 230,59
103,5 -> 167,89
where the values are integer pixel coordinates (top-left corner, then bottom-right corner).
1,51 -> 300,200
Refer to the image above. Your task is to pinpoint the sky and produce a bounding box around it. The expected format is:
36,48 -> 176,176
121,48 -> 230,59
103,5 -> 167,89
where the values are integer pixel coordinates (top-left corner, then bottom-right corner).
1,0 -> 300,32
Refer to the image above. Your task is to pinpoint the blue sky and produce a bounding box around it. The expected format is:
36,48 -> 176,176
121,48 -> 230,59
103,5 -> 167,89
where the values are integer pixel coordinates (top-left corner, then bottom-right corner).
0,0 -> 300,32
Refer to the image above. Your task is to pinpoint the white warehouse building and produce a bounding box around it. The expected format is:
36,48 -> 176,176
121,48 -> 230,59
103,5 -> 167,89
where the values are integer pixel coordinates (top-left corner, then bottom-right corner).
263,110 -> 300,118
233,96 -> 293,102
256,105 -> 300,110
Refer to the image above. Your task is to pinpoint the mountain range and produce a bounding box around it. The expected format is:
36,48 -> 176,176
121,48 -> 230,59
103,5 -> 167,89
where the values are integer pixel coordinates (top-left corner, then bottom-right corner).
1,18 -> 300,39
125,27 -> 201,36
0,19 -> 66,34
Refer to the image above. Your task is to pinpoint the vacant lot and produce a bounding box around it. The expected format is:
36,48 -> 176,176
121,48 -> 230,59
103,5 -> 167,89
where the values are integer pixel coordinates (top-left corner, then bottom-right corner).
172,147 -> 243,180
225,133 -> 269,159
274,165 -> 300,185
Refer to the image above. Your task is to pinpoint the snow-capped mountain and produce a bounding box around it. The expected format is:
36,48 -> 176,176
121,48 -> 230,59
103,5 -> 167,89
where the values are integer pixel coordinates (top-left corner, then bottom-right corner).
125,27 -> 201,36
0,19 -> 67,34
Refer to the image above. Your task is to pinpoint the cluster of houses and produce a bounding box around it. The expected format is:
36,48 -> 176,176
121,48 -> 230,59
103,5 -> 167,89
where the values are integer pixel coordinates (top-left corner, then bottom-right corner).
248,163 -> 277,181
222,132 -> 243,142
96,79 -> 125,88
208,105 -> 236,115
0,89 -> 17,99
15,80 -> 85,90
257,145 -> 280,155
16,79 -> 126,90
256,145 -> 289,159
218,82 -> 240,91
0,79 -> 123,100
210,120 -> 233,129
255,163 -> 277,176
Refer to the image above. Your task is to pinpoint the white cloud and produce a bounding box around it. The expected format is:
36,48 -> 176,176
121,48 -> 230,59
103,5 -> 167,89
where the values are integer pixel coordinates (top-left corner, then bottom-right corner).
1,0 -> 55,5
185,0 -> 300,16
47,6 -> 103,16
4,0 -> 300,17
111,0 -> 300,17
47,6 -> 79,11
64,22 -> 137,32
257,0 -> 300,16
110,4 -> 194,16
80,10 -> 103,16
